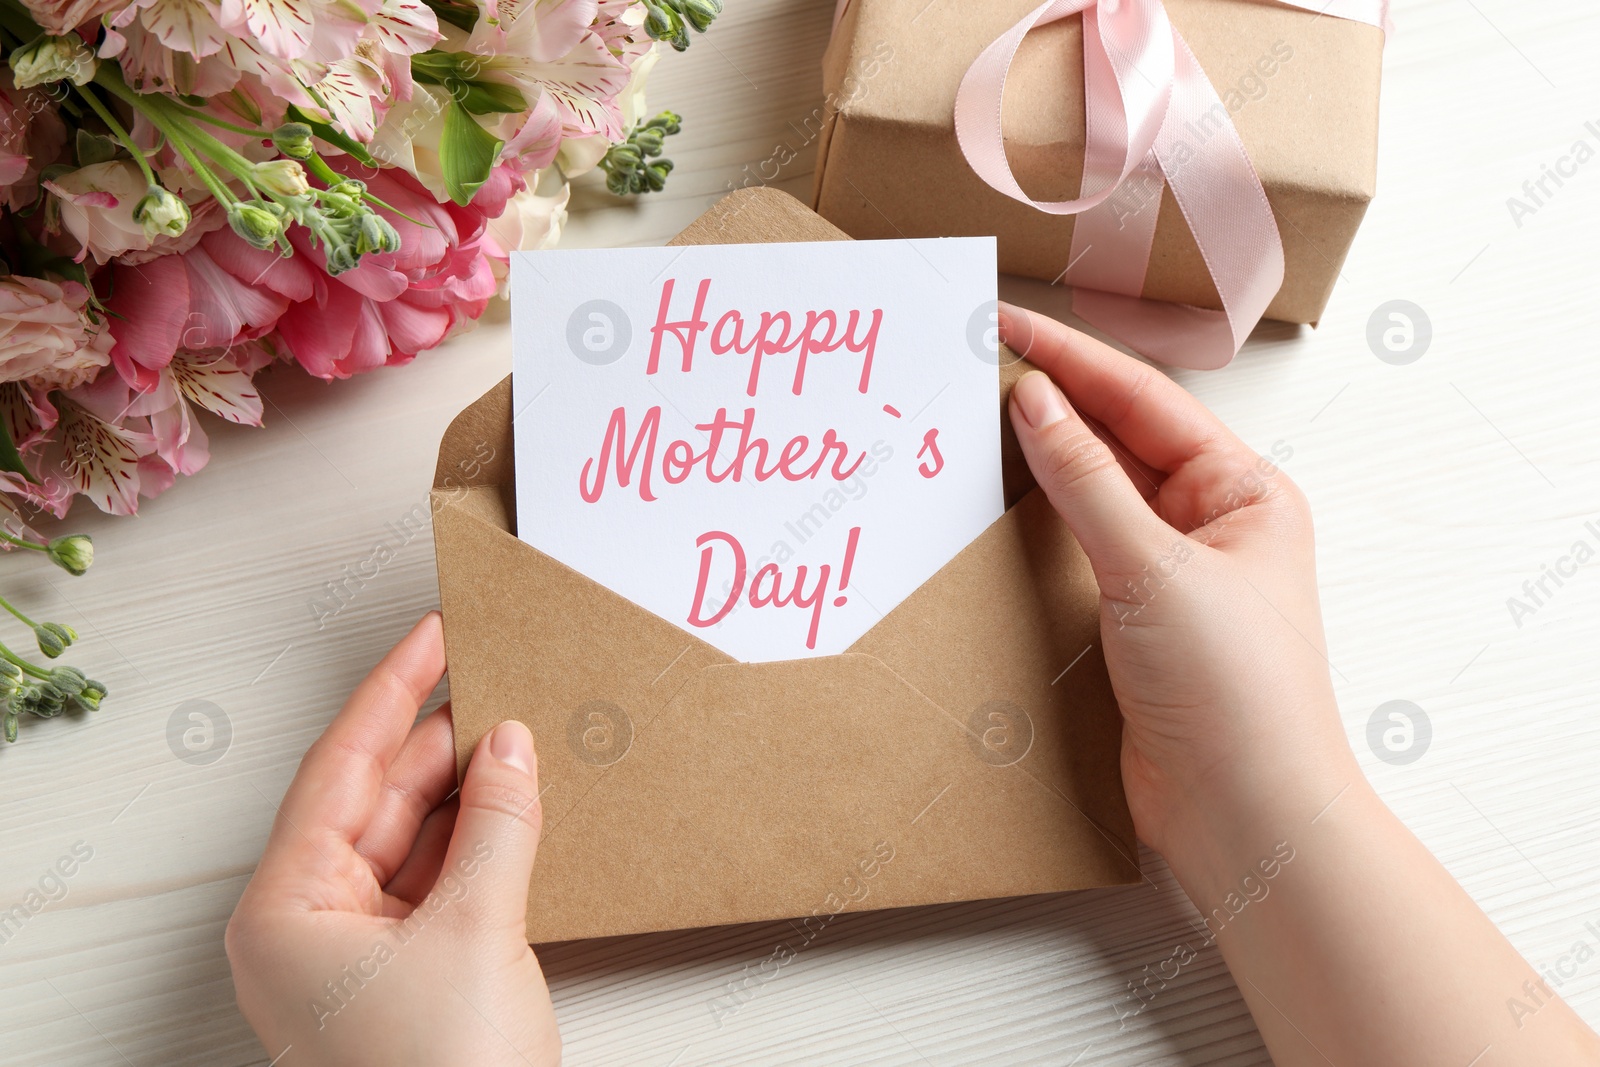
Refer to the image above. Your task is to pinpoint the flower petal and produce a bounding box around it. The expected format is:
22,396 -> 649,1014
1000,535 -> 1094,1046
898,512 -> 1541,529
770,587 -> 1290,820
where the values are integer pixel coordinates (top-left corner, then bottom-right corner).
171,350 -> 264,426
218,0 -> 316,59
139,0 -> 229,58
107,255 -> 190,382
48,401 -> 151,516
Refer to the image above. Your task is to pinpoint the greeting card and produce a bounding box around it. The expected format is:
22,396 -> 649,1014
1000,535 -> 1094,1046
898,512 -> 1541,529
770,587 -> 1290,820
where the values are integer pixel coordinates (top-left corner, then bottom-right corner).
511,238 -> 1002,662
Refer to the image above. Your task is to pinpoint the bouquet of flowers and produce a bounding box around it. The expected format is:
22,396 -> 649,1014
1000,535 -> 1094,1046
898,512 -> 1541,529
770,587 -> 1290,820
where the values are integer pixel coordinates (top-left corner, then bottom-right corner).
0,0 -> 717,524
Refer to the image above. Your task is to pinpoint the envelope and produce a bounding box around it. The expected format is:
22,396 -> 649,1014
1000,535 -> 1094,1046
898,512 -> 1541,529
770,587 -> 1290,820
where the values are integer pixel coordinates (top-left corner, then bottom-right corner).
434,187 -> 1139,944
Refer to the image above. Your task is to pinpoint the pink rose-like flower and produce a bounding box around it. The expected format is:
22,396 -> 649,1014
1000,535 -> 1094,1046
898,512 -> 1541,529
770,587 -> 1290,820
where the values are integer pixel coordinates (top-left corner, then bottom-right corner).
0,275 -> 113,390
105,164 -> 501,386
44,159 -> 153,264
273,165 -> 500,378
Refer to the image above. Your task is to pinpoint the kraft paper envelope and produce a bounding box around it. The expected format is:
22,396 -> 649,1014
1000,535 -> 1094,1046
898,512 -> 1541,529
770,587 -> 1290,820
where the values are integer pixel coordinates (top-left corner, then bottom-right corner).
434,187 -> 1139,945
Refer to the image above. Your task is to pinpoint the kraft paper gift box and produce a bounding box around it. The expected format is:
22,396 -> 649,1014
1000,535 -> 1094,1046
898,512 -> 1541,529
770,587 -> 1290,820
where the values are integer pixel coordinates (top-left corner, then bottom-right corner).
433,187 -> 1138,945
813,0 -> 1384,326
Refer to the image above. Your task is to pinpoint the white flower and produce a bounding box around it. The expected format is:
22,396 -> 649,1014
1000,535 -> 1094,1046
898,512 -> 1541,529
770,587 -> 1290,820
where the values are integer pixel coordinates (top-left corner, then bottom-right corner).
252,159 -> 311,197
557,44 -> 657,178
43,160 -> 152,264
367,83 -> 451,201
9,34 -> 96,88
133,184 -> 190,239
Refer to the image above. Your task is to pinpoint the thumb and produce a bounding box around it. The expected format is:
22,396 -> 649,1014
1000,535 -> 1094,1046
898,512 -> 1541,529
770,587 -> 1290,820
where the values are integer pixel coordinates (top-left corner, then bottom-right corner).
438,720 -> 543,935
1009,369 -> 1169,582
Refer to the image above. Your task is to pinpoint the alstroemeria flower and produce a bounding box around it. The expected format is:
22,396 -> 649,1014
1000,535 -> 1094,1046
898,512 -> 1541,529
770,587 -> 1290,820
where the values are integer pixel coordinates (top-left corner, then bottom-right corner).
448,0 -> 630,138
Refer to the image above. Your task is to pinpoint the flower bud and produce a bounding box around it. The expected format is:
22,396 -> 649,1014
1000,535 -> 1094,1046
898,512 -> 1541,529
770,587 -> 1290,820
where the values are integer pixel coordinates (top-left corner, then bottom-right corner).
74,678 -> 107,711
645,110 -> 683,136
10,34 -> 96,89
356,214 -> 400,255
271,122 -> 315,160
4,710 -> 16,743
643,159 -> 673,191
608,143 -> 642,168
50,666 -> 86,697
678,0 -> 721,33
228,201 -> 284,250
252,159 -> 311,198
325,240 -> 359,275
34,621 -> 76,659
33,683 -> 66,716
133,187 -> 189,241
643,2 -> 677,41
0,659 -> 21,681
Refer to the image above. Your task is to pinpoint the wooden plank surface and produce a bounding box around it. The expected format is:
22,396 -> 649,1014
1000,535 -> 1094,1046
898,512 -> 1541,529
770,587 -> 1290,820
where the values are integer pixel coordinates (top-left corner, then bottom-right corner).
2,1 -> 1597,1063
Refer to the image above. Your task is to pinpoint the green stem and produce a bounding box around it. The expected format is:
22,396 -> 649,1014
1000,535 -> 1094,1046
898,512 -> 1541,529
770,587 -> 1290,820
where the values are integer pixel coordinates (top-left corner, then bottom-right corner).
176,118 -> 271,198
0,592 -> 35,630
165,100 -> 273,138
74,84 -> 158,187
95,69 -> 242,207
0,641 -> 50,680
303,151 -> 343,187
0,531 -> 44,552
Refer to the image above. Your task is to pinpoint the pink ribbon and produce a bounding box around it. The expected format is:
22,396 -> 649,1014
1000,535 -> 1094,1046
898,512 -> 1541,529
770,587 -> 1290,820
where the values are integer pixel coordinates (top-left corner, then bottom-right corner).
832,0 -> 1388,369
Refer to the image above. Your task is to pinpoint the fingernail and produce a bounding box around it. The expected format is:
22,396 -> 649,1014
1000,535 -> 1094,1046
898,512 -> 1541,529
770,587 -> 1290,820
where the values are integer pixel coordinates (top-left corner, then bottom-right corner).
1013,371 -> 1071,429
489,720 -> 534,776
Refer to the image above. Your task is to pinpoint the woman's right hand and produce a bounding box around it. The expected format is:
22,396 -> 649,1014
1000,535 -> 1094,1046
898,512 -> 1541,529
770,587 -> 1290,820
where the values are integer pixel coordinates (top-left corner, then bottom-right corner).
1001,303 -> 1361,887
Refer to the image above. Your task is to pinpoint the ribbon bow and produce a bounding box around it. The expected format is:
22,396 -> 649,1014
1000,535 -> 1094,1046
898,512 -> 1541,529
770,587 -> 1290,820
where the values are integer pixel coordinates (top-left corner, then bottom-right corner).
834,0 -> 1388,369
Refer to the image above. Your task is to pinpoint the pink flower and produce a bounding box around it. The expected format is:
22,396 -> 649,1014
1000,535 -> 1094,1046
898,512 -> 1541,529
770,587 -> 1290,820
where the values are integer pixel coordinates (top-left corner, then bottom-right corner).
102,218 -> 307,389
0,276 -> 113,390
462,0 -> 632,139
0,389 -> 158,518
272,165 -> 500,377
104,163 -> 500,386
17,0 -> 125,34
44,160 -> 153,264
72,345 -> 268,481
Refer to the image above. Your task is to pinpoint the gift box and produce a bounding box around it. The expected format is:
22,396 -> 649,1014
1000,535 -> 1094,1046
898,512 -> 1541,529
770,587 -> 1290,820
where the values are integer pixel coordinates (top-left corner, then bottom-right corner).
814,0 -> 1384,337
434,187 -> 1139,945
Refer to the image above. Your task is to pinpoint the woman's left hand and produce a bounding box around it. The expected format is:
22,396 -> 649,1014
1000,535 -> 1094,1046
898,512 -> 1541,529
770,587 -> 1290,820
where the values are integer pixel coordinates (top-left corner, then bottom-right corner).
226,612 -> 561,1066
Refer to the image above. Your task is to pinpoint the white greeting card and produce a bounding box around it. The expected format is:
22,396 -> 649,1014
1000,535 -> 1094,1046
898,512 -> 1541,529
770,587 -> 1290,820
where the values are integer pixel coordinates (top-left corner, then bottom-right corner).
511,238 -> 1002,662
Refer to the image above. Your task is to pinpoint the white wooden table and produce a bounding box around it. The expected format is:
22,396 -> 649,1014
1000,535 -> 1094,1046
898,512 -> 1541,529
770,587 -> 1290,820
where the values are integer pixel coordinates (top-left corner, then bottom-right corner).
3,2 -> 1597,1063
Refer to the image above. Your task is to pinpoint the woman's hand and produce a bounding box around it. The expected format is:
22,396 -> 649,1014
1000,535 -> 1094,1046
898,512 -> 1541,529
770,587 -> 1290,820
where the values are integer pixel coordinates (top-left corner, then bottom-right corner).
225,613 -> 560,1067
1003,304 -> 1600,1066
1002,302 -> 1358,876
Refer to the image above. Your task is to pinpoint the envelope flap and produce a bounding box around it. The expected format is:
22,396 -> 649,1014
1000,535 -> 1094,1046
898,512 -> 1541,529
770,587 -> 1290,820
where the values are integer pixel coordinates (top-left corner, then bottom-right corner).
849,489 -> 1128,834
433,491 -> 733,797
435,375 -> 514,492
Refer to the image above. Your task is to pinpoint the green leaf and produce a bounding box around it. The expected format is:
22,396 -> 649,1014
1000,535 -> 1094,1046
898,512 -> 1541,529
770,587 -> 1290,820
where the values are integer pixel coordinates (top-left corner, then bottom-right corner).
75,130 -> 119,166
439,98 -> 501,206
0,400 -> 37,485
451,79 -> 526,116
